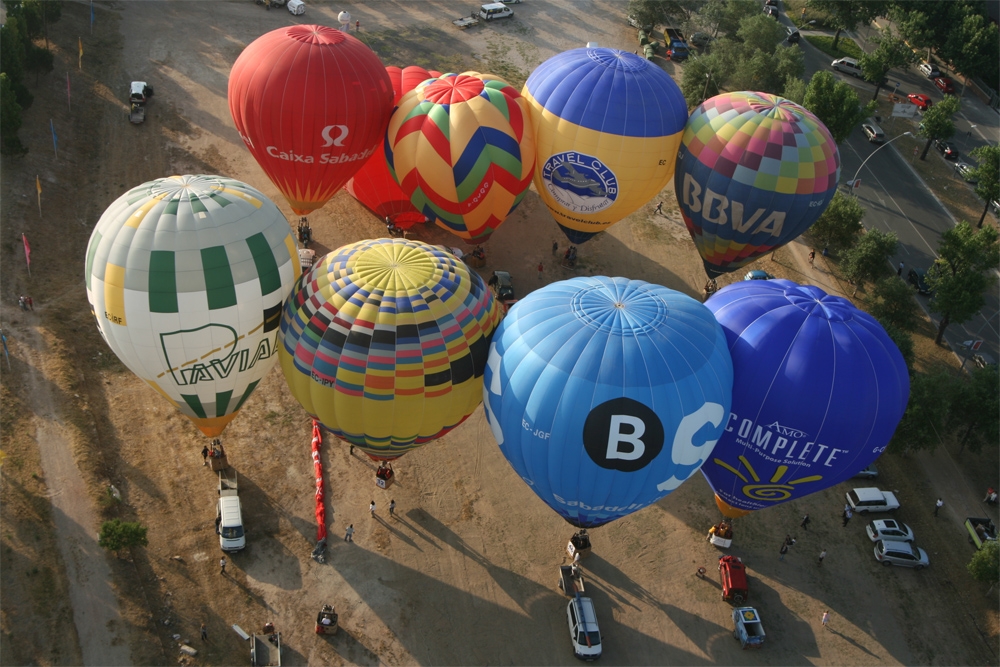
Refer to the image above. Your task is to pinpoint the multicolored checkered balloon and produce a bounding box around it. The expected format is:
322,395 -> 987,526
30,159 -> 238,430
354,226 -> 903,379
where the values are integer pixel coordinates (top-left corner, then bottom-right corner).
385,72 -> 535,244
674,92 -> 840,278
278,238 -> 502,460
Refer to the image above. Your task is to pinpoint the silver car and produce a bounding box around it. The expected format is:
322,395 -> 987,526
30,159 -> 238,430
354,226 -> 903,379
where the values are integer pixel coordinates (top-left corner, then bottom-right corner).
866,519 -> 914,542
874,540 -> 929,569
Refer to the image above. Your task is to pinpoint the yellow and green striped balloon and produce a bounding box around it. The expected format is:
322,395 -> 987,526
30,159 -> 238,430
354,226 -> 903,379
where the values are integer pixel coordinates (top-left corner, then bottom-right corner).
279,238 -> 502,460
85,175 -> 300,437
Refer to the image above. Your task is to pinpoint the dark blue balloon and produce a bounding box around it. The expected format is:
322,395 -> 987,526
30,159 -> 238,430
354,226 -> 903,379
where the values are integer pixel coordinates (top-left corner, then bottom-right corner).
483,277 -> 733,527
702,280 -> 909,516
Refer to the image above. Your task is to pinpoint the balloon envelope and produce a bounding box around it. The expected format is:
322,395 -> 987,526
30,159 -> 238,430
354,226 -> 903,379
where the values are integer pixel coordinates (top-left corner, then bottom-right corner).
228,25 -> 394,215
84,175 -> 301,437
386,72 -> 535,243
523,48 -> 689,244
483,277 -> 734,527
344,66 -> 440,228
675,92 -> 840,278
702,280 -> 909,515
279,238 -> 502,459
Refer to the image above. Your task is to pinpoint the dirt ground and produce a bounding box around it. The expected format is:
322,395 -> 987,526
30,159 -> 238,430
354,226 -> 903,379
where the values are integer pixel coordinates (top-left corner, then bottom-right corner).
1,1 -> 997,666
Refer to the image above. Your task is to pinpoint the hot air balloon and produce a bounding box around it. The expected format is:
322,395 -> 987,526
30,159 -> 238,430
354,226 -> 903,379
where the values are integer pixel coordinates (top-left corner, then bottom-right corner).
228,25 -> 394,215
702,280 -> 909,518
522,48 -> 689,245
84,175 -> 301,437
675,92 -> 840,279
344,65 -> 440,229
385,72 -> 535,243
279,238 -> 502,459
483,277 -> 734,527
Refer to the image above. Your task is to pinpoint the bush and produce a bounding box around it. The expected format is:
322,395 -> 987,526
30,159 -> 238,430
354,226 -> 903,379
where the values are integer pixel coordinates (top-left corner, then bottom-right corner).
98,519 -> 148,557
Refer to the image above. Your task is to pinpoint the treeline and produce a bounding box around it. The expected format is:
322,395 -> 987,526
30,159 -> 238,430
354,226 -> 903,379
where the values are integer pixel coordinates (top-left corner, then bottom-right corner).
1,0 -> 62,156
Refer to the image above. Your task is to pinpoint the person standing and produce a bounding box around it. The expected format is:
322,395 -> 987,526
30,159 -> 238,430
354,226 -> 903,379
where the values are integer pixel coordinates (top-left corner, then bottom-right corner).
220,556 -> 227,575
808,249 -> 815,265
537,262 -> 544,279
897,261 -> 904,276
800,514 -> 810,530
369,500 -> 376,516
344,524 -> 354,542
18,296 -> 26,311
935,498 -> 944,516
25,296 -> 33,311
551,240 -> 558,256
842,508 -> 852,527
389,499 -> 396,517
355,19 -> 360,31
822,611 -> 830,629
201,623 -> 208,641
779,542 -> 789,560
818,549 -> 827,565
655,201 -> 663,215
202,445 -> 209,466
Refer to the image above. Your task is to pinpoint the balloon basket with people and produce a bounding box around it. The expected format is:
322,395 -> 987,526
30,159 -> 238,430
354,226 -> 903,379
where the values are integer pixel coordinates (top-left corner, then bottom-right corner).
375,462 -> 395,489
207,440 -> 229,472
465,245 -> 486,269
707,519 -> 734,549
315,604 -> 339,635
297,218 -> 313,247
567,529 -> 592,560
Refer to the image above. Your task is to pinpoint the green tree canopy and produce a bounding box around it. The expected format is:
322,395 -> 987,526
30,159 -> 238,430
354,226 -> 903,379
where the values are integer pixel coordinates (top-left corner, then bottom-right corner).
967,540 -> 999,590
98,519 -> 149,558
0,74 -> 27,156
840,227 -> 898,295
858,34 -> 919,101
695,0 -> 760,38
948,366 -> 1000,454
680,55 -> 720,108
802,70 -> 875,144
735,12 -> 787,55
969,144 -> 999,228
865,276 -> 922,332
809,190 -> 865,251
917,94 -> 960,160
889,370 -> 953,454
878,321 -> 915,375
806,0 -> 890,49
927,222 -> 999,344
781,75 -> 807,104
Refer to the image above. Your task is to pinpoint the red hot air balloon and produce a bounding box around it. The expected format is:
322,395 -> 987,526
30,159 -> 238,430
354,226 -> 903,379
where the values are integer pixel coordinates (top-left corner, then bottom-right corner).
345,66 -> 440,229
228,25 -> 394,216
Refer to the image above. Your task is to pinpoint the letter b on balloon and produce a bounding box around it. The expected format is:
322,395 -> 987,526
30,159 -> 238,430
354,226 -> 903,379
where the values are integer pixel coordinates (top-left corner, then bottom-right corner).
585,399 -> 664,471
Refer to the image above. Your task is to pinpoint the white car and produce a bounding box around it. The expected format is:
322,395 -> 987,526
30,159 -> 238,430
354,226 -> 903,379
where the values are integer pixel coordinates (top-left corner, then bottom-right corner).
866,519 -> 914,542
918,62 -> 940,78
566,595 -> 602,660
846,487 -> 900,513
832,57 -> 863,77
874,540 -> 929,569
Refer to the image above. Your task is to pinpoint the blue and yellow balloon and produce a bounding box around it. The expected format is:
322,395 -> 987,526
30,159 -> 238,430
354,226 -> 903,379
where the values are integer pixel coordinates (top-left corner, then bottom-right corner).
523,48 -> 689,244
483,277 -> 734,527
703,280 -> 909,518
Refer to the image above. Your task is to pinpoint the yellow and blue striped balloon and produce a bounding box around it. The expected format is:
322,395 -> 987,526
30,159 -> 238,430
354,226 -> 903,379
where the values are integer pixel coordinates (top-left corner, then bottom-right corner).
279,238 -> 502,460
85,175 -> 300,437
523,48 -> 689,244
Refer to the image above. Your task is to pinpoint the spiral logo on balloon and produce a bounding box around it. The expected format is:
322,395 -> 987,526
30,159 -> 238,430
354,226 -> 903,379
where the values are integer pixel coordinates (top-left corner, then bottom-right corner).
713,455 -> 822,504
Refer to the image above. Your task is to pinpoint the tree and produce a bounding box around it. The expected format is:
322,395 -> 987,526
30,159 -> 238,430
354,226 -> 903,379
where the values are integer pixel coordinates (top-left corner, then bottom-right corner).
626,0 -> 694,29
969,145 -> 999,228
858,34 -> 918,101
878,322 -> 915,374
806,0 -> 889,50
696,0 -> 759,38
98,519 -> 148,558
948,366 -> 1000,454
680,55 -> 720,108
865,277 -> 921,332
840,228 -> 898,295
927,222 -> 999,344
809,191 -> 864,251
967,541 -> 999,595
941,6 -> 1000,86
889,371 -> 953,454
781,75 -> 806,104
735,12 -> 787,55
802,71 -> 875,144
0,74 -> 27,156
916,94 -> 960,161
891,4 -> 941,61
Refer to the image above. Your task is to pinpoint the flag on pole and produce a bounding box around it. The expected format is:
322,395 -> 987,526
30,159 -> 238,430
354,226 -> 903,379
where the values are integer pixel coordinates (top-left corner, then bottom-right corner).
50,120 -> 58,159
78,37 -> 83,70
35,175 -> 42,217
90,1 -> 94,33
1,331 -> 10,371
22,233 -> 32,276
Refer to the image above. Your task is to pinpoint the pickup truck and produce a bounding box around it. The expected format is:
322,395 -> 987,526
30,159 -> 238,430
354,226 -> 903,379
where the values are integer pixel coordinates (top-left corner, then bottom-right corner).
663,26 -> 689,61
250,631 -> 281,666
732,607 -> 765,649
966,517 -> 997,550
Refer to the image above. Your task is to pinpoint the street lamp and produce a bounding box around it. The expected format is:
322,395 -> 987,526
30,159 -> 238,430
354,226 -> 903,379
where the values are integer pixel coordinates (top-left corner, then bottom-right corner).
848,131 -> 913,194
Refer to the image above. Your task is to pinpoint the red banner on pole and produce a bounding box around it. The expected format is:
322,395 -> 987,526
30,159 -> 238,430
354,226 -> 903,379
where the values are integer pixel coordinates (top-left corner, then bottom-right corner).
311,421 -> 327,542
22,234 -> 31,271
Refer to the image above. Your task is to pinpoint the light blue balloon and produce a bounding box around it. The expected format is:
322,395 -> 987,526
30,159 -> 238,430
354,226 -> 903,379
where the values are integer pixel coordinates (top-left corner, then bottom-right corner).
483,276 -> 734,527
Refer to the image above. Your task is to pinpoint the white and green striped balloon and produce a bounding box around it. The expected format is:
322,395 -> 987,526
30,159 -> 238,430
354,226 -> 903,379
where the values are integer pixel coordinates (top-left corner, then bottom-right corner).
85,174 -> 301,437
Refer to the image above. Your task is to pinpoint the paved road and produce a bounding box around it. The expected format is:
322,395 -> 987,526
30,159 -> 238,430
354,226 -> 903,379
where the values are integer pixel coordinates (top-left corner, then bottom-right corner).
786,14 -> 1000,365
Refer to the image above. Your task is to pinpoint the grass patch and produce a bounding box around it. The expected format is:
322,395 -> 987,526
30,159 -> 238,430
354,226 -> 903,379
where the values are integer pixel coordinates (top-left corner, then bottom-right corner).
783,0 -> 836,30
805,35 -> 864,60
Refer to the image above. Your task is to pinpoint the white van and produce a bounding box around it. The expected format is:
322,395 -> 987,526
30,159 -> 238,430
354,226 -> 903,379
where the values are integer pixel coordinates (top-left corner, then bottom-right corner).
566,594 -> 602,660
218,495 -> 246,552
832,57 -> 863,77
479,3 -> 513,20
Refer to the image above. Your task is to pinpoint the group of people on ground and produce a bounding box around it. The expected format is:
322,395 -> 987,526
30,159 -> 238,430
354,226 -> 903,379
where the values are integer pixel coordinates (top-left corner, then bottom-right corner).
17,295 -> 33,311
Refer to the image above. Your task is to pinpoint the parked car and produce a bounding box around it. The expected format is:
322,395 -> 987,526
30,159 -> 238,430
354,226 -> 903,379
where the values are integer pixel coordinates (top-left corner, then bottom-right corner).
763,5 -> 778,18
955,162 -> 978,183
853,463 -> 879,479
785,26 -> 800,43
743,270 -> 774,281
934,139 -> 959,160
566,594 -> 602,660
866,519 -> 915,543
933,76 -> 955,94
626,14 -> 653,31
690,32 -> 713,49
973,352 -> 997,370
846,487 -> 900,513
907,268 -> 931,295
873,540 -> 929,569
488,270 -> 515,301
499,0 -> 521,3
862,121 -> 885,144
907,93 -> 932,110
832,57 -> 863,77
918,62 -> 941,78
